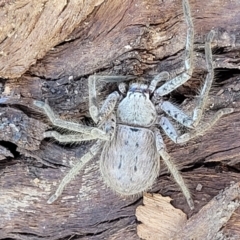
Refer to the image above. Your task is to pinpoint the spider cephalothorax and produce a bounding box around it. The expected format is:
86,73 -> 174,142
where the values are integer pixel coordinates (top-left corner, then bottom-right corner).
117,82 -> 157,127
34,0 -> 233,209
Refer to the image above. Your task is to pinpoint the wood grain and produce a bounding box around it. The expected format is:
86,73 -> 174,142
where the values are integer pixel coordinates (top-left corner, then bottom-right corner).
0,0 -> 240,239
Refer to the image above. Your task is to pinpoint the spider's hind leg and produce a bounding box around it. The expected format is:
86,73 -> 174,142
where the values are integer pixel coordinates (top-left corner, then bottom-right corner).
154,129 -> 194,210
47,140 -> 103,204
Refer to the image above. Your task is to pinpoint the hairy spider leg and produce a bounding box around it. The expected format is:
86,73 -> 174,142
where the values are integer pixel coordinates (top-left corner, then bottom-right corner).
158,30 -> 234,142
160,30 -> 225,129
160,108 -> 233,144
154,129 -> 194,210
88,75 -> 131,124
154,0 -> 194,97
148,71 -> 170,94
43,131 -> 101,142
34,100 -> 108,140
47,140 -> 103,204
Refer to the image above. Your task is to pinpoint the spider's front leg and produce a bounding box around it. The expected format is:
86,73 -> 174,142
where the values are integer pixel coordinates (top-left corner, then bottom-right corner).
88,75 -> 132,125
153,0 -> 194,97
154,129 -> 194,210
33,75 -> 124,141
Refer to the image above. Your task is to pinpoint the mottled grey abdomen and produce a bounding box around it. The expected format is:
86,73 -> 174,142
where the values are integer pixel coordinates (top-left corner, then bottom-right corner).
100,125 -> 160,195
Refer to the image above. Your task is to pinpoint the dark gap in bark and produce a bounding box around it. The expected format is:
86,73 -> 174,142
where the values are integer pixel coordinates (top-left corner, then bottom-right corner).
215,68 -> 240,83
0,140 -> 20,158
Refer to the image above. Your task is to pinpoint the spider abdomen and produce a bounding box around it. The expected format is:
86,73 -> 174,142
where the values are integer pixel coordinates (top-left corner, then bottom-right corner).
100,124 -> 160,195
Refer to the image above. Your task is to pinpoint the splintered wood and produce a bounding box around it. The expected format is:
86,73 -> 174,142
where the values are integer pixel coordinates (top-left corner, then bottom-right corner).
137,183 -> 240,240
0,0 -> 105,78
136,193 -> 187,239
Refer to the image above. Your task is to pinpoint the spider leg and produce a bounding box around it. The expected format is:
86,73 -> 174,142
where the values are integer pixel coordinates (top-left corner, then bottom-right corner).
34,76 -> 121,140
148,71 -> 169,94
34,100 -> 109,140
154,128 -> 194,210
44,113 -> 117,142
191,30 -> 215,127
88,75 -> 131,123
47,140 -> 103,204
161,101 -> 194,128
47,115 -> 117,204
160,108 -> 234,144
160,30 -> 230,129
176,108 -> 234,143
160,30 -> 214,127
159,117 -> 179,143
154,0 -> 194,97
43,131 -> 101,142
98,91 -> 120,125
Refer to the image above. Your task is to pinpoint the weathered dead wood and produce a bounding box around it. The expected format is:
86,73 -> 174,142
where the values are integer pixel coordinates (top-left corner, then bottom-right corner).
0,0 -> 240,239
136,193 -> 188,239
0,0 -> 105,78
174,182 -> 240,240
137,183 -> 240,240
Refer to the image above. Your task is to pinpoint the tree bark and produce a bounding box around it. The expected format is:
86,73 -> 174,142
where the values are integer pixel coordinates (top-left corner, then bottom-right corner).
0,0 -> 240,239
